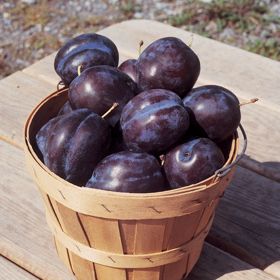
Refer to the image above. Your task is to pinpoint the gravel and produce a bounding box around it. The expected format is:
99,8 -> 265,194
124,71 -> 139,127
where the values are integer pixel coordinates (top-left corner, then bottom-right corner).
0,0 -> 279,79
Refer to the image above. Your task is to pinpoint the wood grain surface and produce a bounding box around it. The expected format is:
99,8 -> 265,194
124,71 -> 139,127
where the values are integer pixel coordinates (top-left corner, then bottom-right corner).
0,256 -> 39,280
209,166 -> 280,272
188,243 -> 278,280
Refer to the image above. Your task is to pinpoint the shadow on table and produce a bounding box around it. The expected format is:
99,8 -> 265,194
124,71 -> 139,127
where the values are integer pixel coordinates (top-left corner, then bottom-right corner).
239,155 -> 280,183
187,243 -> 261,280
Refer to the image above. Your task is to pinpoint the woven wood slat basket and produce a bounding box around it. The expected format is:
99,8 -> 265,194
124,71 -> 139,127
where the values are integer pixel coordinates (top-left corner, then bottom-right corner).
24,88 -> 240,280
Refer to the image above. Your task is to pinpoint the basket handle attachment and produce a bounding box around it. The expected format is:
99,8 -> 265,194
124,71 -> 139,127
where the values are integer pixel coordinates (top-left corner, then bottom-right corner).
214,123 -> 247,179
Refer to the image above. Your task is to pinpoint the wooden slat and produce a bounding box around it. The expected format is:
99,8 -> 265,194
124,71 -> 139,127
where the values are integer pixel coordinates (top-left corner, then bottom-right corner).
49,201 -> 96,280
78,215 -> 126,280
119,220 -> 137,280
162,210 -> 204,280
0,71 -> 56,147
0,141 -> 74,280
208,166 -> 280,274
186,198 -> 220,277
39,192 -> 73,274
0,256 -> 39,280
132,220 -> 166,280
99,20 -> 280,111
188,243 -> 278,280
22,53 -> 59,86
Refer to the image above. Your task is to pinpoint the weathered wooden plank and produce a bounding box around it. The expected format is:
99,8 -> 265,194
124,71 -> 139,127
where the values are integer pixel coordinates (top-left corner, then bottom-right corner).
207,165 -> 280,274
0,141 -> 74,280
0,256 -> 39,280
99,20 -> 280,111
0,256 -> 38,280
1,135 -> 279,280
188,243 -> 278,280
0,71 -> 56,147
21,53 -> 59,86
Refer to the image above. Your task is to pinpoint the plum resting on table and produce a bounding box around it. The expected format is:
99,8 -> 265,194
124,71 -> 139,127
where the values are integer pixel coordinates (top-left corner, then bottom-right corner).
86,151 -> 167,193
36,109 -> 111,186
120,89 -> 190,154
54,33 -> 119,85
69,65 -> 137,126
137,37 -> 200,97
163,138 -> 225,188
183,85 -> 241,142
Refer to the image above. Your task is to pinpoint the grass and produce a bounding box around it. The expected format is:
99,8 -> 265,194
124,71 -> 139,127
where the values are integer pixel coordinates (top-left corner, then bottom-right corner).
246,38 -> 280,60
9,0 -> 53,29
27,32 -> 60,51
1,0 -> 279,79
167,0 -> 280,60
120,0 -> 136,17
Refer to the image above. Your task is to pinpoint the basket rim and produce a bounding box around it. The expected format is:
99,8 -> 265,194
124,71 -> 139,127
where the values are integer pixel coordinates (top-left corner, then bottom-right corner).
24,87 -> 239,199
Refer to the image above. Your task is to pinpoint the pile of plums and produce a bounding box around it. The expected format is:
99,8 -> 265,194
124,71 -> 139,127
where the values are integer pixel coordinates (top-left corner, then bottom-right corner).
36,33 -> 241,193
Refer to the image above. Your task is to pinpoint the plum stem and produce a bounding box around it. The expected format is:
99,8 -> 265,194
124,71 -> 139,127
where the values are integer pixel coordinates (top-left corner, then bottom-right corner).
102,103 -> 119,118
138,40 -> 144,56
188,34 -> 194,48
77,65 -> 83,76
239,98 -> 259,107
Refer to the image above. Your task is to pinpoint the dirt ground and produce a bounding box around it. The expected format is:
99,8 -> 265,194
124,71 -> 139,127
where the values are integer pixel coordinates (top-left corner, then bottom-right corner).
0,0 -> 279,79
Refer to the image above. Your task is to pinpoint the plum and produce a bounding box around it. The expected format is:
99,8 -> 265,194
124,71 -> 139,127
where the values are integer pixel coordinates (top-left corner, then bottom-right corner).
57,101 -> 73,116
54,33 -> 119,85
120,89 -> 190,153
183,85 -> 241,142
36,109 -> 111,186
137,37 -> 200,96
86,151 -> 167,193
69,65 -> 137,126
164,138 -> 225,188
118,59 -> 138,83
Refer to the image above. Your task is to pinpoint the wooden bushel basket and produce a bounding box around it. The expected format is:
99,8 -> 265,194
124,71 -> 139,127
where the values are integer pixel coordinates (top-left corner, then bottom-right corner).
24,88 -> 246,280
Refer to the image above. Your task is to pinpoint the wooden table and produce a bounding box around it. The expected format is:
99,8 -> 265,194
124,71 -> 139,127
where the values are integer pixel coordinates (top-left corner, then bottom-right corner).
1,20 -> 280,280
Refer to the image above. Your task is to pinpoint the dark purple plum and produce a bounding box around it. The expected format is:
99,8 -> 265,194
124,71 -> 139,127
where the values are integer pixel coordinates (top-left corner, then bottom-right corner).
118,59 -> 138,83
69,65 -> 137,126
36,109 -> 111,186
137,37 -> 200,96
54,33 -> 119,85
86,151 -> 167,193
164,138 -> 225,188
57,101 -> 73,116
183,85 -> 241,142
120,89 -> 190,153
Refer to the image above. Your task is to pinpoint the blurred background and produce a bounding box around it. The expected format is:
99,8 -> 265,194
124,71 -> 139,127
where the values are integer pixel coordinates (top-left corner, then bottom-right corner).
0,0 -> 279,79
